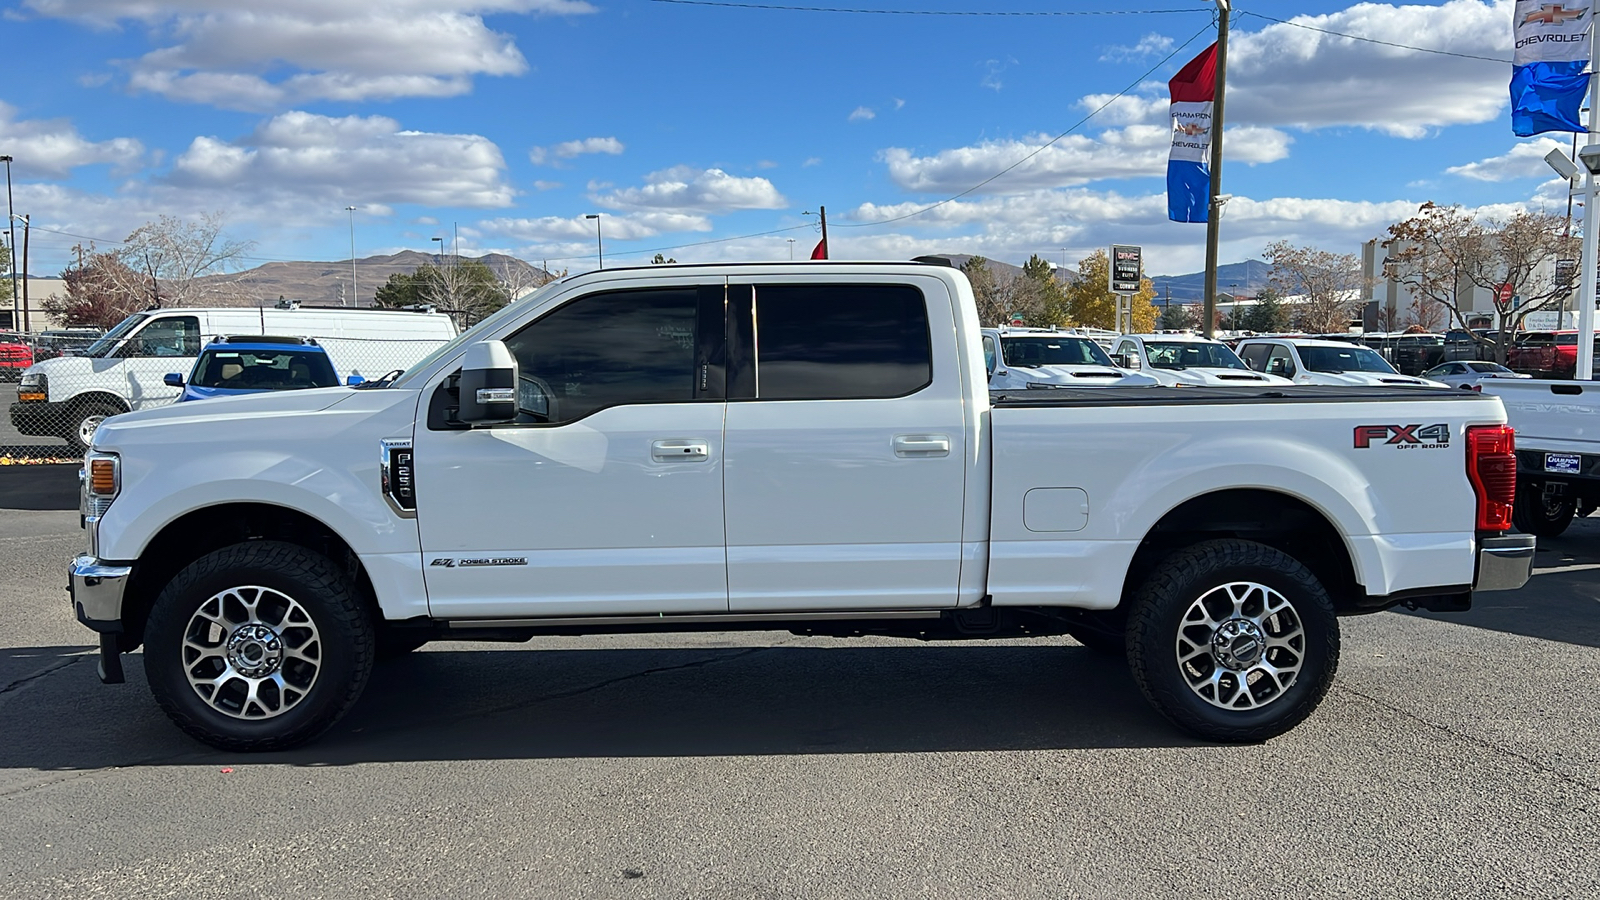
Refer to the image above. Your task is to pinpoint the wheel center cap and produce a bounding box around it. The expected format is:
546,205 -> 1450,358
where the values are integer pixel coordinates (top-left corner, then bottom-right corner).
1211,618 -> 1266,671
226,624 -> 284,678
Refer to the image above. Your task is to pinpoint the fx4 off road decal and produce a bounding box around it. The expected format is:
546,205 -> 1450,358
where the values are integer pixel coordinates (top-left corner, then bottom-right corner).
1353,423 -> 1450,450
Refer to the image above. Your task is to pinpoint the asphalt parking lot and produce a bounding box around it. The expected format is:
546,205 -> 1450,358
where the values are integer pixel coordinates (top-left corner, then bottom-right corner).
3,510 -> 1599,899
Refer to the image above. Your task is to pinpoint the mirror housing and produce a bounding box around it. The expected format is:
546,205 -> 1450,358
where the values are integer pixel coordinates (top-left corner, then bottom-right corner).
346,374 -> 366,386
457,340 -> 519,424
1120,353 -> 1141,370
163,372 -> 184,387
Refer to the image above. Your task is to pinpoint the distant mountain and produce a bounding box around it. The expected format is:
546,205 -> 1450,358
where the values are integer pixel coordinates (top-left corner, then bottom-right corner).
195,250 -> 550,307
1149,259 -> 1273,304
922,254 -> 1026,282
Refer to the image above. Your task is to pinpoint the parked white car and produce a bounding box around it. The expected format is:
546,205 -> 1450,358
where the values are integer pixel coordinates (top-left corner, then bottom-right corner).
1421,361 -> 1532,391
1235,338 -> 1446,388
13,306 -> 458,452
982,327 -> 1159,390
1111,334 -> 1292,387
71,262 -> 1531,753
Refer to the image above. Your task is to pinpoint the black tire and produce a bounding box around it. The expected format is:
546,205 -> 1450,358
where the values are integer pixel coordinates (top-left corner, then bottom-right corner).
1127,539 -> 1339,743
66,399 -> 125,455
1513,482 -> 1576,538
144,541 -> 375,752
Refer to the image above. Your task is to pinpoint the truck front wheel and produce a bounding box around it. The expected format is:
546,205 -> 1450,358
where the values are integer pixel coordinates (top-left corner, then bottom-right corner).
144,541 -> 375,752
1127,540 -> 1339,743
66,399 -> 125,455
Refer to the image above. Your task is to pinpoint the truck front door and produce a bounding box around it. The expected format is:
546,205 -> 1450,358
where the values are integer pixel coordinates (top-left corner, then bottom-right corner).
721,279 -> 968,611
412,285 -> 730,619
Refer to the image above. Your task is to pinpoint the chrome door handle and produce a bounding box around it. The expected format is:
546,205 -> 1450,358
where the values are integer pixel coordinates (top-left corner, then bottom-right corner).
652,439 -> 709,462
893,434 -> 951,458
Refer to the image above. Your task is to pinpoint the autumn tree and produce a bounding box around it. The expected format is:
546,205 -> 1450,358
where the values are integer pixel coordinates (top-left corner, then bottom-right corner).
1385,203 -> 1577,362
46,246 -> 148,330
114,212 -> 253,307
1264,240 -> 1360,334
961,256 -> 1008,326
651,253 -> 677,264
1065,249 -> 1156,331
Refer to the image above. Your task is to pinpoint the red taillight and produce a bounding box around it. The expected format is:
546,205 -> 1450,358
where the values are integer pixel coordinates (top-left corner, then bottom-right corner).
1466,424 -> 1516,531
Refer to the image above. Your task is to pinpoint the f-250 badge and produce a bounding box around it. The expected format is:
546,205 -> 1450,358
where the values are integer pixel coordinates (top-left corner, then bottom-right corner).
430,556 -> 529,567
1353,424 -> 1450,450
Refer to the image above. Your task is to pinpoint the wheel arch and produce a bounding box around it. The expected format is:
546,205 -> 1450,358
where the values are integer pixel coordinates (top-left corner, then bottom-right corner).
1121,488 -> 1363,617
68,391 -> 132,414
116,502 -> 381,652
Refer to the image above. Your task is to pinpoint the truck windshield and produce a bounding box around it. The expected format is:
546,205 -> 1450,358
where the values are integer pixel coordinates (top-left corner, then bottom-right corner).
191,348 -> 339,389
1299,345 -> 1397,374
83,313 -> 149,358
1000,336 -> 1113,368
1142,341 -> 1248,370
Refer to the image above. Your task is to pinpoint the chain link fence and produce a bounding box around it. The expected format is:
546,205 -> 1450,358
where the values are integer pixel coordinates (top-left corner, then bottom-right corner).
2,330 -> 453,461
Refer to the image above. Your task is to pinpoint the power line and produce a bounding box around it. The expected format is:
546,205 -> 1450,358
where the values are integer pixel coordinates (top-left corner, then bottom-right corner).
1235,9 -> 1509,64
652,0 -> 1210,15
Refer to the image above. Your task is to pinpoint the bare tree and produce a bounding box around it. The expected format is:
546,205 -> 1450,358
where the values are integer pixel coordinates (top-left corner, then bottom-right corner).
1373,302 -> 1401,333
114,212 -> 254,307
961,257 -> 1007,326
1385,202 -> 1578,363
1405,296 -> 1447,332
1265,240 -> 1360,334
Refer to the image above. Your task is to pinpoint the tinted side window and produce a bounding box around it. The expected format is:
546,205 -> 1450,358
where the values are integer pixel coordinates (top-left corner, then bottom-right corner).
1238,344 -> 1270,370
982,335 -> 998,373
750,284 -> 931,400
502,288 -> 700,424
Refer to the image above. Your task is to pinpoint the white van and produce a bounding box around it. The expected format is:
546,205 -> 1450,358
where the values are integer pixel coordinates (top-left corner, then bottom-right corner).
13,306 -> 457,451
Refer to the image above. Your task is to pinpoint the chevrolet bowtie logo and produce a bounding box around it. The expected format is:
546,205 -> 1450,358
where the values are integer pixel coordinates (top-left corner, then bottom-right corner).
1176,122 -> 1209,136
1523,3 -> 1587,26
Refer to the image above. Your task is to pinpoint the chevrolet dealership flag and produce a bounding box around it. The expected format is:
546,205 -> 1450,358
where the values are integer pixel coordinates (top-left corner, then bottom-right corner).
1167,42 -> 1218,223
1511,1 -> 1592,136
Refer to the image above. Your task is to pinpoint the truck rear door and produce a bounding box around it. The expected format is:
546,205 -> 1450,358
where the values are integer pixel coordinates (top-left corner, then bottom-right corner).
721,276 -> 968,611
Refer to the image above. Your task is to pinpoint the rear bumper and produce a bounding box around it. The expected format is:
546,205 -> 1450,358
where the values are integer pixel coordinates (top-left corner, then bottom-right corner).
1473,533 -> 1536,593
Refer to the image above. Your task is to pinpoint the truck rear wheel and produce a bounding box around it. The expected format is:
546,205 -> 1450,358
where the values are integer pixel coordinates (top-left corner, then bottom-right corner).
1127,540 -> 1339,743
144,541 -> 375,752
1512,482 -> 1575,538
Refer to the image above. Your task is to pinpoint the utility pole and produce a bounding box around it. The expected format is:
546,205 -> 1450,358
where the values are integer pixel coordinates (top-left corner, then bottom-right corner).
17,214 -> 28,331
345,206 -> 357,307
1,156 -> 15,331
1202,1 -> 1231,339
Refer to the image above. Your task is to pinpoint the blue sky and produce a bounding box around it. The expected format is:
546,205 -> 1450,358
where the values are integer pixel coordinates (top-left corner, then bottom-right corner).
0,0 -> 1575,287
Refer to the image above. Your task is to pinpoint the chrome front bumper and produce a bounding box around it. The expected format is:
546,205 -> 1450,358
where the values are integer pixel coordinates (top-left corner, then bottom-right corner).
1474,534 -> 1537,593
69,554 -> 132,631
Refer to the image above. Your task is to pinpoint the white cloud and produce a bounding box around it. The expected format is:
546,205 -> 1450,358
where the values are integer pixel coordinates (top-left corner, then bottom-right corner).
1447,137 -> 1570,182
980,57 -> 1014,92
1100,33 -> 1176,63
849,107 -> 875,122
532,180 -> 562,191
802,157 -> 822,167
23,1 -> 598,108
881,125 -> 1291,194
0,102 -> 144,178
164,111 -> 515,208
594,166 -> 787,213
477,211 -> 712,243
529,136 -> 624,166
893,98 -> 905,110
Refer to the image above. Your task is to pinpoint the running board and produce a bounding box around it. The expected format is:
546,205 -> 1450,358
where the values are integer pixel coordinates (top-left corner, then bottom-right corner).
444,609 -> 945,630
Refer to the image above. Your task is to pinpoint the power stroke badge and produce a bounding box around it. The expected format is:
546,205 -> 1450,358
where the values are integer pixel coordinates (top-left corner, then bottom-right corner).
1353,424 -> 1451,450
430,557 -> 529,568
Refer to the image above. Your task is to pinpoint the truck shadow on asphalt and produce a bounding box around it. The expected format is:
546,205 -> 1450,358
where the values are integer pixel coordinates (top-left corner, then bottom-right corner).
1,643 -> 1197,770
1404,515 -> 1600,648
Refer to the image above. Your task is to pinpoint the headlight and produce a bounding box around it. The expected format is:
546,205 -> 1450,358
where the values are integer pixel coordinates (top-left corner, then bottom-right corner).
18,371 -> 45,401
84,452 -> 119,517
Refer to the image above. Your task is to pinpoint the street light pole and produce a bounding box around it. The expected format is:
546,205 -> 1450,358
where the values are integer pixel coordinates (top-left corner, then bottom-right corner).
1579,39 -> 1600,380
787,238 -> 795,260
585,214 -> 604,269
1,156 -> 15,331
345,206 -> 357,307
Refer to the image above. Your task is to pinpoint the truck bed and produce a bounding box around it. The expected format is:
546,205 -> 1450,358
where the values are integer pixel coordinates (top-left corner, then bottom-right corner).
992,384 -> 1491,407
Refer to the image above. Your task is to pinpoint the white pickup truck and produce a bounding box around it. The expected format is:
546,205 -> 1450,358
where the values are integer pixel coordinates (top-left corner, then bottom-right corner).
1481,379 -> 1599,536
69,262 -> 1533,752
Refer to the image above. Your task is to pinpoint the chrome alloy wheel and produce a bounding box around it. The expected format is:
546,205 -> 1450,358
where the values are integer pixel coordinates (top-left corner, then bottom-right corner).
1175,581 -> 1305,711
78,414 -> 107,449
182,585 -> 322,720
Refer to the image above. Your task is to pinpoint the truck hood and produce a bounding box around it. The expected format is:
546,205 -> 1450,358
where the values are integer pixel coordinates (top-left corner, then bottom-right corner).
1149,367 -> 1291,387
93,385 -> 360,446
1301,371 -> 1445,388
1014,365 -> 1160,387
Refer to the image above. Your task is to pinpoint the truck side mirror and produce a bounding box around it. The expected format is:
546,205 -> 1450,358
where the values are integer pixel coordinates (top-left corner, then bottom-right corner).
457,340 -> 518,424
346,374 -> 366,386
1120,353 -> 1141,370
163,373 -> 184,387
